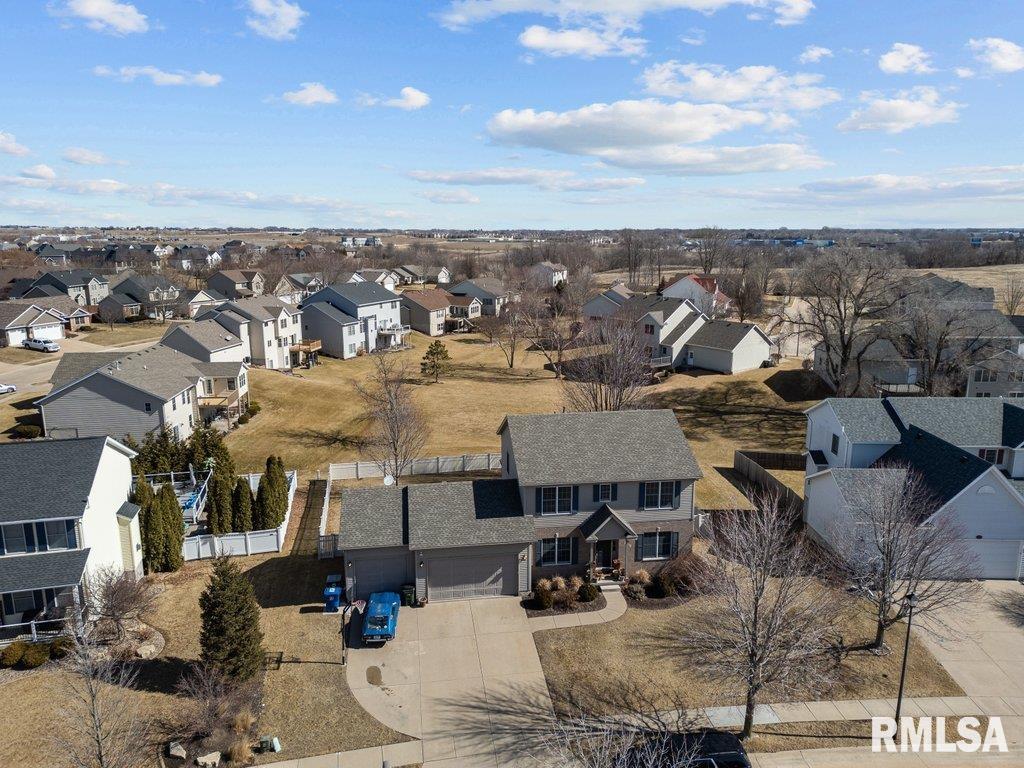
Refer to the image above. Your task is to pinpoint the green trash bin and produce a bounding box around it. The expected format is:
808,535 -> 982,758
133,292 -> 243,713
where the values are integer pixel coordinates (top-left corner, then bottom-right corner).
401,584 -> 416,607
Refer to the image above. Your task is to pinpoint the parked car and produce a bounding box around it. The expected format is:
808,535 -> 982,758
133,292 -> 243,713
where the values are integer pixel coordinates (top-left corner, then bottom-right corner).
22,338 -> 60,353
361,591 -> 400,644
0,384 -> 17,395
670,730 -> 751,768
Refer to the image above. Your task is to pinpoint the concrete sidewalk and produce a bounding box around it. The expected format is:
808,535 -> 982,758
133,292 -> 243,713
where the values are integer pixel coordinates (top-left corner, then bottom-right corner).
525,587 -> 627,632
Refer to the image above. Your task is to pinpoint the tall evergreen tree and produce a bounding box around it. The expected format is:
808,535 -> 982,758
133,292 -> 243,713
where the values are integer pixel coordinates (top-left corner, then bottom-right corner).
157,484 -> 184,572
132,474 -> 161,574
207,475 -> 233,535
421,340 -> 453,382
253,473 -> 273,531
199,557 -> 264,681
267,456 -> 288,528
231,478 -> 253,532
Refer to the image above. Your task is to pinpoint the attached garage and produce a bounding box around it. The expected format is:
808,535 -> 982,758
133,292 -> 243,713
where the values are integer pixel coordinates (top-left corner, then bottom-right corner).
964,539 -> 1024,579
344,547 -> 413,602
685,320 -> 771,374
421,545 -> 524,601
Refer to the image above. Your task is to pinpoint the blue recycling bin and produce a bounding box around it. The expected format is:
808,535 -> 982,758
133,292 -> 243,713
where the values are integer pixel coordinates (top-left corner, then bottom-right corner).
324,574 -> 344,613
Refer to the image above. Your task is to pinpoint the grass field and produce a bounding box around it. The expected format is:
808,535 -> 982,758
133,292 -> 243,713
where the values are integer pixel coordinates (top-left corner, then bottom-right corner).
77,319 -> 188,347
0,346 -> 52,365
228,332 -> 819,509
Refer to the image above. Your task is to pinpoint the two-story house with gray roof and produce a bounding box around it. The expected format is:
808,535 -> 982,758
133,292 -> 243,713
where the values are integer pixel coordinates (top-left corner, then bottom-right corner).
804,396 -> 1024,578
0,436 -> 142,643
23,270 -> 109,306
328,409 -> 701,602
197,295 -> 301,369
302,282 -> 407,354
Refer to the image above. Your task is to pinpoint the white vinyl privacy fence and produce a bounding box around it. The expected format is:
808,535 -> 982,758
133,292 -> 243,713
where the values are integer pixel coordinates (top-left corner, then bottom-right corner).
328,453 -> 501,481
182,470 -> 298,561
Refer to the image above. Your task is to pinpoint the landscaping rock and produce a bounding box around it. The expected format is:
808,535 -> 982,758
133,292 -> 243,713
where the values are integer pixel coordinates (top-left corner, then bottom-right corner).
167,741 -> 186,760
135,642 -> 159,659
195,751 -> 220,767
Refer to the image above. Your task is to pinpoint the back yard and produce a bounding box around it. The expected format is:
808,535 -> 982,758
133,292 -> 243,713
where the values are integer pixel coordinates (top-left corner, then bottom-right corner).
229,332 -> 820,509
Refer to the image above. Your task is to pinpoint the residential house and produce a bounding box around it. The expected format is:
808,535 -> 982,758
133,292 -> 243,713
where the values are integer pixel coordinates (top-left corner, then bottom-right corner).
170,245 -> 220,272
447,294 -> 482,328
38,344 -> 249,440
329,410 -> 700,601
895,273 -> 997,312
354,269 -> 399,292
393,265 -> 426,285
401,289 -> 450,336
7,296 -> 92,331
160,319 -> 246,363
207,269 -> 265,300
424,266 -> 451,285
300,302 -> 362,359
662,273 -> 732,316
198,296 -> 302,369
583,283 -> 633,321
97,293 -> 142,323
804,397 -> 1024,578
966,351 -> 1024,398
272,273 -> 324,305
0,302 -> 66,347
23,270 -> 109,306
0,437 -> 143,640
101,244 -> 161,273
447,278 -> 515,316
530,261 -> 568,288
303,282 -> 408,353
175,288 -> 227,319
100,274 -> 181,321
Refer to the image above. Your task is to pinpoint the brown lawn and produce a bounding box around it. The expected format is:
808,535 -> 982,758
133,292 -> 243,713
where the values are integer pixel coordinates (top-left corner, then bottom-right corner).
77,320 -> 188,347
0,346 -> 52,365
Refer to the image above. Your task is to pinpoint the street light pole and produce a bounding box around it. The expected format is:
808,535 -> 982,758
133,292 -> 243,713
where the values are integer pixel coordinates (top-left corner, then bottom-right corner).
894,592 -> 919,741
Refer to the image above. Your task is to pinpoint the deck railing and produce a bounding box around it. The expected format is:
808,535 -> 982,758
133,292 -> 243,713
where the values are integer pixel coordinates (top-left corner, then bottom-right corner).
0,610 -> 84,647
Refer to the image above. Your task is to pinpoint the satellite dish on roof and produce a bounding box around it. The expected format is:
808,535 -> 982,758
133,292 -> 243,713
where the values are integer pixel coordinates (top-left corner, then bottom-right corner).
383,475 -> 396,486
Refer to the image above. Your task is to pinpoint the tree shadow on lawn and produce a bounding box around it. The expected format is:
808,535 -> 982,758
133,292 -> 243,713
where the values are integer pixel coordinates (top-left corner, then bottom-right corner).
763,369 -> 832,403
2,396 -> 43,437
132,654 -> 192,695
279,427 -> 367,450
990,589 -> 1024,629
246,553 -> 342,611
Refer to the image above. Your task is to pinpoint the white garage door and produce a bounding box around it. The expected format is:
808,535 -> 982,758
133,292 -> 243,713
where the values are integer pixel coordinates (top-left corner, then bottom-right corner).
32,324 -> 63,341
427,552 -> 517,601
349,552 -> 410,601
6,329 -> 27,346
965,539 -> 1024,579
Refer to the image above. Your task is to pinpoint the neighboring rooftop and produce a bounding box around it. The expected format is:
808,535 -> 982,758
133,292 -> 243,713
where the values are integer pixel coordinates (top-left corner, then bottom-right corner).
817,398 -> 902,444
402,288 -> 452,311
885,397 -> 1024,448
688,320 -> 767,351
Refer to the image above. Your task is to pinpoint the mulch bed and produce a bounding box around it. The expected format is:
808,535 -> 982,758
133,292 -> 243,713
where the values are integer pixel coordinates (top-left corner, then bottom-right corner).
523,592 -> 607,617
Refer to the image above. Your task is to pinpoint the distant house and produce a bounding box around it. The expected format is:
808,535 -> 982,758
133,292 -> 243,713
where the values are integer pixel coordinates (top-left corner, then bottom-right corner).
354,269 -> 399,292
393,265 -> 425,285
662,274 -> 731,316
175,288 -> 227,318
170,245 -> 220,272
0,436 -> 144,637
583,283 -> 633,321
424,266 -> 451,285
101,274 -> 181,321
303,282 -> 408,353
272,273 -> 324,305
530,261 -> 568,288
401,289 -> 451,336
0,302 -> 66,347
197,295 -> 302,370
23,270 -> 109,306
447,278 -> 515,316
207,269 -> 265,300
966,350 -> 1024,398
447,294 -> 482,327
7,296 -> 92,331
38,344 -> 249,440
896,273 -> 997,312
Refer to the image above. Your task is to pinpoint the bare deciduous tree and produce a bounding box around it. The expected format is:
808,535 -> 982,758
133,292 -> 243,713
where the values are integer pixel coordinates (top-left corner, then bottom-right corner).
495,303 -> 528,368
680,491 -> 842,740
356,355 -> 428,479
836,465 -> 981,651
618,229 -> 642,287
1003,274 -> 1024,316
522,291 -> 580,378
694,227 -> 730,275
561,319 -> 650,412
87,566 -> 157,644
533,713 -> 699,768
176,662 -> 262,740
775,248 -> 904,396
56,632 -> 147,768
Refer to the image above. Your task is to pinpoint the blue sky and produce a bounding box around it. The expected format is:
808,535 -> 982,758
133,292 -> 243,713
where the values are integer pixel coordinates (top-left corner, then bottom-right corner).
1,0 -> 1022,229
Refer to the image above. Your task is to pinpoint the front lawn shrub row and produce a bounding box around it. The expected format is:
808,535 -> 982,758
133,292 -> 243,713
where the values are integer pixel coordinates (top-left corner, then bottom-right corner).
0,637 -> 72,669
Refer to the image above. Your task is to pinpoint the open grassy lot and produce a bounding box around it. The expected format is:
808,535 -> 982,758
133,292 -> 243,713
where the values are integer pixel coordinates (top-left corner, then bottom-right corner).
230,332 -> 818,509
0,346 -> 52,365
77,319 -> 189,347
1,484 -> 409,768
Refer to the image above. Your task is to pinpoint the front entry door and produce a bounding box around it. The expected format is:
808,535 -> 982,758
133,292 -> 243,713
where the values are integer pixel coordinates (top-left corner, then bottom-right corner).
595,540 -> 617,568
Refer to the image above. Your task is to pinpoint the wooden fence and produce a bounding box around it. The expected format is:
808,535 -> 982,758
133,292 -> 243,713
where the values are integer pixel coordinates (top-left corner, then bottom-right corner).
732,450 -> 805,514
182,470 -> 298,561
327,452 -> 501,481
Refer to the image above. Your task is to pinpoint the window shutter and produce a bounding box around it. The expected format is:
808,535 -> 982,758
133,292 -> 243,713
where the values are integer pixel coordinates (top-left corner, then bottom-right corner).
592,484 -> 599,503
635,534 -> 645,561
611,483 -> 618,502
535,488 -> 542,515
1,593 -> 13,616
673,480 -> 682,509
35,523 -> 48,552
24,523 -> 36,552
637,483 -> 646,511
670,531 -> 679,558
0,529 -> 5,556
536,540 -> 544,566
571,537 -> 579,564
32,590 -> 44,611
66,520 -> 77,549
572,486 -> 579,511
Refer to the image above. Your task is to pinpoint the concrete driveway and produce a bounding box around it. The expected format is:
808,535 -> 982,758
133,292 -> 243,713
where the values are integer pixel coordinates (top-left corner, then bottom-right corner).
346,597 -> 553,767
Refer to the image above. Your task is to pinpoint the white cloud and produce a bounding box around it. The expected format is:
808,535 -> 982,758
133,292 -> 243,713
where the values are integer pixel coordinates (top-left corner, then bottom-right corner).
282,82 -> 338,106
62,147 -> 115,165
585,143 -> 825,175
93,65 -> 223,87
59,0 -> 148,35
416,189 -> 481,204
0,132 -> 30,157
955,67 -> 975,79
408,167 -> 645,191
20,165 -> 57,180
798,45 -> 832,64
878,42 -> 935,74
246,0 -> 306,41
641,62 -> 840,111
439,0 -> 814,31
361,87 -> 432,110
838,87 -> 961,133
518,24 -> 645,58
681,28 -> 705,46
969,37 -> 1024,73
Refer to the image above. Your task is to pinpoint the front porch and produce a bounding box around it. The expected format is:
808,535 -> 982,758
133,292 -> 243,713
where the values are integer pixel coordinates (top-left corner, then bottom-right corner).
0,552 -> 89,646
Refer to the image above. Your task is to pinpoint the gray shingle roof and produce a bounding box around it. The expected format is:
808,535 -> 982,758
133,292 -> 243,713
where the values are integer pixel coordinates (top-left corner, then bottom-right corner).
50,352 -> 124,389
661,312 -> 703,346
0,549 -> 91,593
885,398 -> 1024,447
578,504 -> 637,541
451,277 -> 507,298
821,399 -> 901,444
301,301 -> 358,326
337,486 -> 406,549
687,320 -> 768,351
317,281 -> 400,306
0,437 -> 108,523
161,319 -> 242,353
407,479 -> 533,549
501,409 -> 701,486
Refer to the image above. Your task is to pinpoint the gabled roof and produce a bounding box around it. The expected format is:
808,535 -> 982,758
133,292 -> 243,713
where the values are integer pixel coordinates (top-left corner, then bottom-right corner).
218,295 -> 297,322
661,311 -> 704,346
35,269 -> 107,288
23,284 -> 66,298
905,273 -> 995,305
0,436 -> 121,523
9,295 -> 89,317
301,301 -> 359,326
337,486 -> 406,549
687,320 -> 770,351
311,281 -> 400,307
103,292 -> 142,307
399,264 -> 425,277
161,319 -> 242,354
622,294 -> 685,323
971,349 -> 1024,372
813,398 -> 902,444
578,504 -> 637,541
500,409 -> 701,486
0,302 -> 61,330
885,397 -> 1024,447
212,269 -> 262,284
447,294 -> 480,307
402,288 -> 451,311
450,277 -> 507,298
536,260 -> 567,271
50,352 -> 123,389
407,479 -> 533,549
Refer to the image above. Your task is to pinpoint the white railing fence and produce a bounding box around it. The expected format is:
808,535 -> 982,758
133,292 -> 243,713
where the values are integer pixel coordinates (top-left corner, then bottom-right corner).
328,452 -> 501,481
182,470 -> 297,561
318,476 -> 333,537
